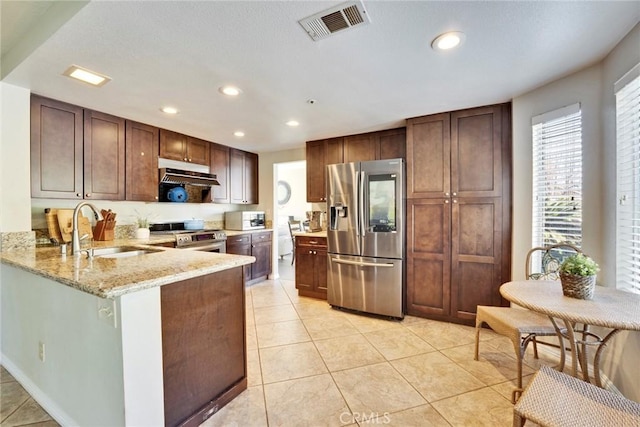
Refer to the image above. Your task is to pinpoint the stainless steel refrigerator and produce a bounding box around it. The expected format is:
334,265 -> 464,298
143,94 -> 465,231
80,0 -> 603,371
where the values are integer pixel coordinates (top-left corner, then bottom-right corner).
326,158 -> 405,318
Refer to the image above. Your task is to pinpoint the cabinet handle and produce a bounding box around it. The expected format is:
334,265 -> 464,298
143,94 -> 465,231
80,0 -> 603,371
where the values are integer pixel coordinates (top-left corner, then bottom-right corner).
140,152 -> 145,156
188,158 -> 192,162
453,192 -> 457,196
453,199 -> 458,203
76,193 -> 82,197
183,158 -> 187,161
85,193 -> 91,197
445,192 -> 450,196
155,196 -> 158,200
310,240 -> 318,244
444,200 -> 449,204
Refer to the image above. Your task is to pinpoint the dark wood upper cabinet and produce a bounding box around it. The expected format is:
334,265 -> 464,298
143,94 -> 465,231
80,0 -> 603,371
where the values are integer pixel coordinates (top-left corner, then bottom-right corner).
229,149 -> 258,204
209,143 -> 230,203
377,127 -> 406,160
30,95 -> 84,199
186,136 -> 210,165
125,121 -> 159,202
83,110 -> 126,200
343,133 -> 376,163
306,137 -> 343,202
159,130 -> 210,165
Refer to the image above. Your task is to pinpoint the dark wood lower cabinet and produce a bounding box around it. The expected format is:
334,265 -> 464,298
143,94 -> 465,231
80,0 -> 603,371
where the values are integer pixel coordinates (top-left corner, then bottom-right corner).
226,231 -> 272,285
295,236 -> 328,299
161,268 -> 246,427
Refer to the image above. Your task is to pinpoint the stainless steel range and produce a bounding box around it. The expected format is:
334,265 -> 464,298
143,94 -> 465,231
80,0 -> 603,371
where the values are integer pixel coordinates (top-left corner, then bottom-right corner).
150,223 -> 227,253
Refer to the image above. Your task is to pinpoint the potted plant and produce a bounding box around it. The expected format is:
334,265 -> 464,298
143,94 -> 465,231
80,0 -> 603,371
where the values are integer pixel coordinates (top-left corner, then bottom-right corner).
134,211 -> 151,239
559,253 -> 599,300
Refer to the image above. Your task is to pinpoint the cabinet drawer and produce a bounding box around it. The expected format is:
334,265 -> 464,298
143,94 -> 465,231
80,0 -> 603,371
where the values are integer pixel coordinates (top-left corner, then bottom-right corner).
296,236 -> 327,247
227,234 -> 250,245
251,231 -> 272,243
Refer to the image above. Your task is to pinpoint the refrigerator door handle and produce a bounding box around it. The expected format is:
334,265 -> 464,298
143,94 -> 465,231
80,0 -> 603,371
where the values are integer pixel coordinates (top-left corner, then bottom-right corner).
331,258 -> 395,268
359,170 -> 366,237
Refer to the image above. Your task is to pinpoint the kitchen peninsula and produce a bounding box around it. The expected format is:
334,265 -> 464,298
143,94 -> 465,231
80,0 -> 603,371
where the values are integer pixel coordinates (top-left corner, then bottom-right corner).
0,240 -> 255,427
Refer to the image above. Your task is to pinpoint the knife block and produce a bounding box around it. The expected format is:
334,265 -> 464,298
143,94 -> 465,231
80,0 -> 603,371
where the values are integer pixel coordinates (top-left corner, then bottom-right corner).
93,220 -> 115,241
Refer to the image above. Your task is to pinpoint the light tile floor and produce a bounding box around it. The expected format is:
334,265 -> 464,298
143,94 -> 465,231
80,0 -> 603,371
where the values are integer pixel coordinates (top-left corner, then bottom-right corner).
0,256 -> 559,426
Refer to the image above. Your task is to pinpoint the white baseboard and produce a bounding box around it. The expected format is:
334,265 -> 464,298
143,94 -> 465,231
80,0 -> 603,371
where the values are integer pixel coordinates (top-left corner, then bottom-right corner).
1,353 -> 78,426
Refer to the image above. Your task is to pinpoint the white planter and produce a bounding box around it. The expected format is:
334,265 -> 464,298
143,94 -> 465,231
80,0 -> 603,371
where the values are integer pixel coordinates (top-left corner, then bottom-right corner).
135,228 -> 150,239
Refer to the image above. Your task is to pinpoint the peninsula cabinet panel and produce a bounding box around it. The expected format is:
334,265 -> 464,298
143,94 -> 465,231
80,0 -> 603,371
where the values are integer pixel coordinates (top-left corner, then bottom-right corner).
125,121 -> 159,201
406,113 -> 450,198
161,269 -> 246,427
83,110 -> 125,200
407,199 -> 451,317
30,95 -> 84,199
209,143 -> 230,203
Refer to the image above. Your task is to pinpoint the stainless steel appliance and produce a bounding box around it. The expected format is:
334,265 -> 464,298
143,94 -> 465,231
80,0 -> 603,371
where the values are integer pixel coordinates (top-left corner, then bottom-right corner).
150,222 -> 227,253
225,211 -> 266,230
327,158 -> 404,318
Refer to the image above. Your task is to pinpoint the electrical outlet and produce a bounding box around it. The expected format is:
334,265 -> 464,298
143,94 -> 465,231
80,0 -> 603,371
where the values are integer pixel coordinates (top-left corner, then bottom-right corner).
97,300 -> 117,328
38,342 -> 45,362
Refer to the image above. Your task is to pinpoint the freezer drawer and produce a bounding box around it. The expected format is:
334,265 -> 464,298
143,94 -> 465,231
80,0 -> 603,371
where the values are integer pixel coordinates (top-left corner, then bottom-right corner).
327,254 -> 404,318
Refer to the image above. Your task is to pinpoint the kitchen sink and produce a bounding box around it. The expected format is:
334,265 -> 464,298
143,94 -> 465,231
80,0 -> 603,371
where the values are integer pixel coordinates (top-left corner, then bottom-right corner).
90,246 -> 163,259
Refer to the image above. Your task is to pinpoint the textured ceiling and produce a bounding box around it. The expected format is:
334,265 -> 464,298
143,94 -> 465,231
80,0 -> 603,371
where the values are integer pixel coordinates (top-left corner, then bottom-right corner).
2,1 -> 639,153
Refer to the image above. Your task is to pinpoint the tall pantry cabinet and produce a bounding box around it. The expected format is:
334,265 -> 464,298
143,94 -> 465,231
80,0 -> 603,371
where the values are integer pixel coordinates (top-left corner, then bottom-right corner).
406,103 -> 512,326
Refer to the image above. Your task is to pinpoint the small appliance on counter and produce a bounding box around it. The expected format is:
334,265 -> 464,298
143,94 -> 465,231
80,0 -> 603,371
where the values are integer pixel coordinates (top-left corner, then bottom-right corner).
225,211 -> 266,230
306,211 -> 324,232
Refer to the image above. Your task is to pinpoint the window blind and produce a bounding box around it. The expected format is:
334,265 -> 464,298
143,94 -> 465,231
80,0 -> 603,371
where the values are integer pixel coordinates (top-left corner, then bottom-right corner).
532,104 -> 582,251
616,71 -> 640,293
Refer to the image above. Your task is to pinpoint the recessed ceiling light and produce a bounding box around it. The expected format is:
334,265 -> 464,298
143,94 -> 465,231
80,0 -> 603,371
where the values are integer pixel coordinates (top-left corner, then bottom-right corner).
63,65 -> 111,86
234,131 -> 245,137
431,31 -> 465,51
286,120 -> 300,127
219,86 -> 242,96
161,106 -> 179,114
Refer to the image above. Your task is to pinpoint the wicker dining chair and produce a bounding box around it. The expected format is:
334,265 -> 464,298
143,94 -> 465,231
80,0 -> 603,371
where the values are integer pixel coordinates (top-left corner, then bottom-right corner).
474,243 -> 582,397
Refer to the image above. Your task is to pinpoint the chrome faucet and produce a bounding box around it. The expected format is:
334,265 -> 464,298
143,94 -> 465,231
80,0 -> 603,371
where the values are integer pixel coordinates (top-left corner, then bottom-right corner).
72,201 -> 101,255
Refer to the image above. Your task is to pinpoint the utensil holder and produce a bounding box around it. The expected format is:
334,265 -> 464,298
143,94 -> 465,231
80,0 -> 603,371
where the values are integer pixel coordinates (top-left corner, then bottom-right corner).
94,220 -> 115,241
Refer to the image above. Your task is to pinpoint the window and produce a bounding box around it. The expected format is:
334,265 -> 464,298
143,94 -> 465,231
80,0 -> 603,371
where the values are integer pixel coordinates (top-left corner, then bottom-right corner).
532,104 -> 583,251
616,65 -> 640,293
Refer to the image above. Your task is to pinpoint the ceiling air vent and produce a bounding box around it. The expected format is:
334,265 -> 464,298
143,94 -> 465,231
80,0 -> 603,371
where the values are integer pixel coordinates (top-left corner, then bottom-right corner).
299,1 -> 370,41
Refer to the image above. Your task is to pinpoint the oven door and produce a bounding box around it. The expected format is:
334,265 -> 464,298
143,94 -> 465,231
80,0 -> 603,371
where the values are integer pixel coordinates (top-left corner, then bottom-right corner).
179,241 -> 226,253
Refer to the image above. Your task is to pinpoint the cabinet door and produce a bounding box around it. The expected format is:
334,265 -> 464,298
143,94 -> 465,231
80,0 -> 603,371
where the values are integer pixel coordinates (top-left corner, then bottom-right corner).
295,246 -> 316,292
226,234 -> 252,281
406,113 -> 450,199
450,198 -> 504,322
378,128 -> 406,160
30,95 -> 84,199
186,136 -> 210,165
126,121 -> 159,201
451,105 -> 503,198
159,129 -> 186,161
83,110 -> 125,200
306,140 -> 327,202
210,143 -> 230,203
344,133 -> 376,162
314,247 -> 328,293
244,151 -> 258,204
229,149 -> 246,204
406,199 -> 451,318
251,241 -> 271,280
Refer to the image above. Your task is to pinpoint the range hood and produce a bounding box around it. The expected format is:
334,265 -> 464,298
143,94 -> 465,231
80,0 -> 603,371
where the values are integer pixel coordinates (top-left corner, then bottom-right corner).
159,168 -> 220,187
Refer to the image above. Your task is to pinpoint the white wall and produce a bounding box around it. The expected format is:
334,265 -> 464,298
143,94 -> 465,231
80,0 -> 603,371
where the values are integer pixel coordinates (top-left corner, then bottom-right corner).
277,160 -> 310,222
0,83 -> 32,232
512,23 -> 640,400
1,265 -> 165,426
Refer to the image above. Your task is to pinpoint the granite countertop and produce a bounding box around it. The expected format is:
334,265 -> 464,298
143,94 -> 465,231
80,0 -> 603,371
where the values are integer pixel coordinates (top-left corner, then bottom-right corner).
293,230 -> 327,238
0,236 -> 255,299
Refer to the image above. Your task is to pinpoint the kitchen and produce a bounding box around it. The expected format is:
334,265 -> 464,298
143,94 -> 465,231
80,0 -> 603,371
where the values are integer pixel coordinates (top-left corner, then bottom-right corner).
1,1 -> 640,426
